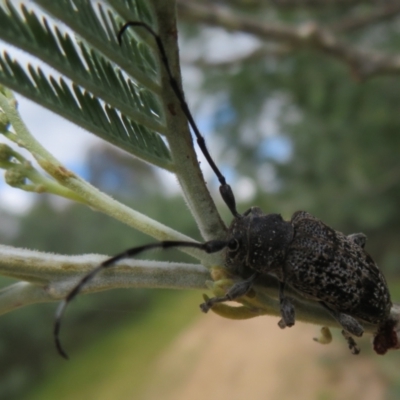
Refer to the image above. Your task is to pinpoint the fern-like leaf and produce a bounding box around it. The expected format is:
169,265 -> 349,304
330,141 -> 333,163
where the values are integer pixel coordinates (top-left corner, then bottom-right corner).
0,0 -> 172,169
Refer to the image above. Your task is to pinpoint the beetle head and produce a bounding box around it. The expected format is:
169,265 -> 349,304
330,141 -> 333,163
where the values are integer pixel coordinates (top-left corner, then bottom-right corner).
225,207 -> 294,276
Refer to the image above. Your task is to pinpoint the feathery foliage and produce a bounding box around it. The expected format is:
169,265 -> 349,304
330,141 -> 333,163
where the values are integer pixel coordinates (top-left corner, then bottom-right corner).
0,0 -> 171,168
0,0 -> 226,317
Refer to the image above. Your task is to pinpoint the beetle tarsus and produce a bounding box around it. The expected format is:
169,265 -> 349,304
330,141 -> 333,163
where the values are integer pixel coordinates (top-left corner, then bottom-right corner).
342,330 -> 360,355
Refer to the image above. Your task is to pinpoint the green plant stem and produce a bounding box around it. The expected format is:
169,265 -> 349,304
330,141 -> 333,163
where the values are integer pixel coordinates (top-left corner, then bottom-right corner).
0,244 -> 210,315
0,91 -> 220,263
154,0 -> 228,242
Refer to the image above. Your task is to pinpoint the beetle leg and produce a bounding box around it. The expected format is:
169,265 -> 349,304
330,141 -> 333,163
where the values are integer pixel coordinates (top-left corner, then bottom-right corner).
277,281 -> 295,329
200,272 -> 259,313
342,330 -> 360,355
320,302 -> 364,337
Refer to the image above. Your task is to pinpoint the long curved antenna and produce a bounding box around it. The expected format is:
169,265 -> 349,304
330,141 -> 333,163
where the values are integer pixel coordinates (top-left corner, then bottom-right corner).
118,21 -> 240,218
54,239 -> 228,359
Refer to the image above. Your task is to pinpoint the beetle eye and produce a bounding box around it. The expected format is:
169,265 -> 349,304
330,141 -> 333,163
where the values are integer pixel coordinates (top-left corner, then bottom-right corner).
227,238 -> 240,252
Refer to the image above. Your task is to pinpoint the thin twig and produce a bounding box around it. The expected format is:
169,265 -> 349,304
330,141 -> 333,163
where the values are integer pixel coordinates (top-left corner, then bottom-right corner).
177,0 -> 400,79
331,3 -> 400,32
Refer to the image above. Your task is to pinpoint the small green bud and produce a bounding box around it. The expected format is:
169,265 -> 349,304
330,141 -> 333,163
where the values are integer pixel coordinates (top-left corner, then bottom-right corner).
0,110 -> 10,133
5,167 -> 26,187
0,85 -> 12,98
0,143 -> 14,162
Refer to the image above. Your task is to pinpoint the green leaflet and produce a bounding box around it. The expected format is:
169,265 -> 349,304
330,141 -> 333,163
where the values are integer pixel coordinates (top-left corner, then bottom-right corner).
0,0 -> 173,170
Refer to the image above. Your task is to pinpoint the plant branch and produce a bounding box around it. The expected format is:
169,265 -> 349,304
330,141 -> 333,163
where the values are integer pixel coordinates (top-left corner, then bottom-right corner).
192,0 -> 378,7
330,3 -> 400,33
3,242 -> 399,353
249,0 -> 384,6
0,91 -> 216,263
184,44 -> 291,69
0,244 -> 209,315
177,0 -> 400,79
153,0 -> 228,241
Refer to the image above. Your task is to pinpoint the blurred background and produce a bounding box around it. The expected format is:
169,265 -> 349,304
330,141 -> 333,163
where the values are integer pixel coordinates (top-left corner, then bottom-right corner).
1,1 -> 400,399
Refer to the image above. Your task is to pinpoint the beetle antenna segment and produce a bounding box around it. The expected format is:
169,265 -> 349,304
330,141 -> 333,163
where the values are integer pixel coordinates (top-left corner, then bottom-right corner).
118,21 -> 240,218
54,239 -> 228,359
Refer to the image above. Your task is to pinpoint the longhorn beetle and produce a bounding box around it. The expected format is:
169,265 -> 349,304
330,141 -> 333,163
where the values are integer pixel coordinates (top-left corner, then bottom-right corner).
54,21 -> 395,359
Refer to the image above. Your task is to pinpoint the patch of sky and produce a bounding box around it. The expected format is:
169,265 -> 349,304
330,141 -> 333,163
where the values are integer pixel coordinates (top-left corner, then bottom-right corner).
258,135 -> 292,163
213,102 -> 236,128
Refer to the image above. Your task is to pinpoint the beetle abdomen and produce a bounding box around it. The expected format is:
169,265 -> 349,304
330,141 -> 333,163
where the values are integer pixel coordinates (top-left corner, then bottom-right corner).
285,211 -> 391,325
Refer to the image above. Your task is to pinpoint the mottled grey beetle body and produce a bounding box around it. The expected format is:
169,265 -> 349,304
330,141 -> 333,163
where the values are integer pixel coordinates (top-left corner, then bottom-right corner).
220,207 -> 392,347
55,21 -> 396,359
285,211 -> 391,325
